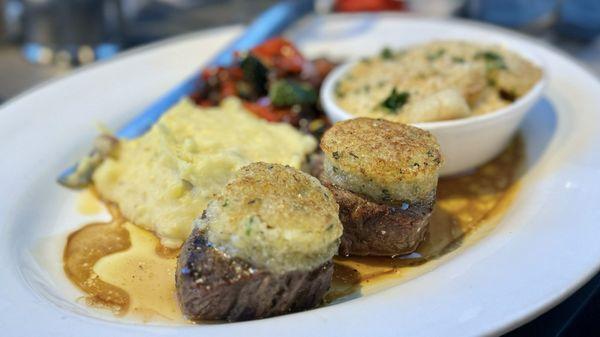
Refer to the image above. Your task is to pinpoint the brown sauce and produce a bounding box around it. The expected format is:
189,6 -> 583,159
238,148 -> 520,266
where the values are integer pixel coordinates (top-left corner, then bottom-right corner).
63,203 -> 130,315
64,136 -> 523,322
64,197 -> 183,322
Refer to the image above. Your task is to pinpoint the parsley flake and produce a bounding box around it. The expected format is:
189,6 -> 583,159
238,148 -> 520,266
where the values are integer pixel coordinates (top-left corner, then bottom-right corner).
475,51 -> 507,71
380,47 -> 394,60
380,88 -> 410,113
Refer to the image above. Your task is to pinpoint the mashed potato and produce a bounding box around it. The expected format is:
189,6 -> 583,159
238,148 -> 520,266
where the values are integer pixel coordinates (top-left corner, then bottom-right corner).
335,40 -> 542,123
93,97 -> 317,248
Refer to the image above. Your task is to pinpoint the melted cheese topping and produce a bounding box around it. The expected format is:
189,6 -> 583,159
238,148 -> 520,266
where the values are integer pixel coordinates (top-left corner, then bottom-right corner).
93,98 -> 317,248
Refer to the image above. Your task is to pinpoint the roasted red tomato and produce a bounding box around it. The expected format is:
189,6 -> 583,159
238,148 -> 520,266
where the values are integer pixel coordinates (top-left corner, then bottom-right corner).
250,37 -> 306,74
335,0 -> 405,12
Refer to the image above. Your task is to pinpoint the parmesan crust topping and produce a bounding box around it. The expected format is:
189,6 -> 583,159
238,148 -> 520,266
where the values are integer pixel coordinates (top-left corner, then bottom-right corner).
321,118 -> 442,203
200,162 -> 342,274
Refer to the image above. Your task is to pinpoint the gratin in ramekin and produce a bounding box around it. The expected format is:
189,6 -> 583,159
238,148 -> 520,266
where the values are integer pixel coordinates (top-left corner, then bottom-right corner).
320,44 -> 547,176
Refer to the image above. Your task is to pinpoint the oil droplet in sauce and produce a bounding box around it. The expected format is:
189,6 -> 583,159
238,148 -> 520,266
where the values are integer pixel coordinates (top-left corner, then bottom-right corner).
64,136 -> 523,323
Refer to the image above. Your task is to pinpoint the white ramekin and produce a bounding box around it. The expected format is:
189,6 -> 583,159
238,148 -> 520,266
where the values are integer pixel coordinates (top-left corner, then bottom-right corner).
320,47 -> 547,176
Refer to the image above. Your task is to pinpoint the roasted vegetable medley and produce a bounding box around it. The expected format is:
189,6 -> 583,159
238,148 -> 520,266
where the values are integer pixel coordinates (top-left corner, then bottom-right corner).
191,37 -> 337,137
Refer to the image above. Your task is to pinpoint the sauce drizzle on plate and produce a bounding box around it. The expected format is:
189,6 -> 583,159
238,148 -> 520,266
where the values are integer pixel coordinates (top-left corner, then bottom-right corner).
63,203 -> 130,315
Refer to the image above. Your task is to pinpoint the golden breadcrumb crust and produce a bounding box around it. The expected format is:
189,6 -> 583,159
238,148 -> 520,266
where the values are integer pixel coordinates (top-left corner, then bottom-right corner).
200,162 -> 342,274
320,118 -> 442,203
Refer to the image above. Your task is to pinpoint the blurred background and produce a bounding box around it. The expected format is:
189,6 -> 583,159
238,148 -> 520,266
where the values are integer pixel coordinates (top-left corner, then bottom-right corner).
0,1 -> 599,334
1,0 -> 600,103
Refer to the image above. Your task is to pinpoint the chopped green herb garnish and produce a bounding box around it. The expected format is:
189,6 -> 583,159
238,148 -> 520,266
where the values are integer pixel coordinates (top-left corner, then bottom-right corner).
222,199 -> 228,207
476,51 -> 503,61
475,51 -> 507,71
245,216 -> 257,235
452,56 -> 465,63
380,47 -> 394,60
332,151 -> 340,160
380,88 -> 410,113
427,49 -> 445,61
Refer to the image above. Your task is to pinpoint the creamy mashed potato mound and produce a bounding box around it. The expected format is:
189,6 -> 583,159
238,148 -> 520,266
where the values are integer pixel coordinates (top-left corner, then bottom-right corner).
93,97 -> 317,248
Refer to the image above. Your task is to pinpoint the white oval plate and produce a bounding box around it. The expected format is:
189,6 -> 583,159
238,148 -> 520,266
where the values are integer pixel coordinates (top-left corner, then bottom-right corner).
2,14 -> 600,337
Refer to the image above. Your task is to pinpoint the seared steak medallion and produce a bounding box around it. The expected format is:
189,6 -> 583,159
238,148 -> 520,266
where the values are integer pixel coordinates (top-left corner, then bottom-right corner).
319,118 -> 442,256
177,229 -> 333,321
322,181 -> 434,256
176,162 -> 342,322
